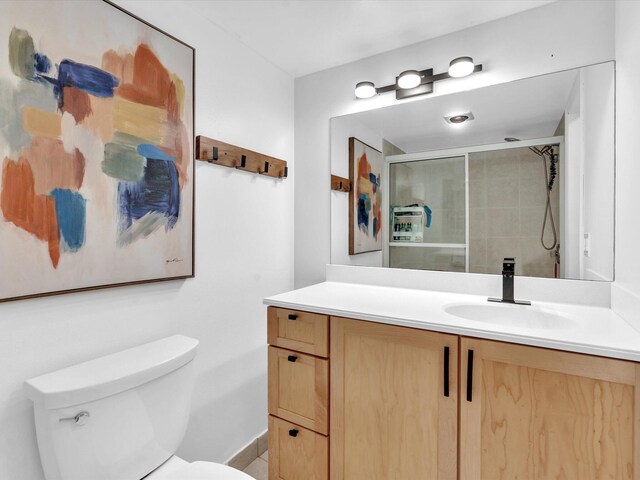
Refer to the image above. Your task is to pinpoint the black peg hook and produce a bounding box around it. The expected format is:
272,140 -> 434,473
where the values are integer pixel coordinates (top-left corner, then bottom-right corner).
207,146 -> 218,163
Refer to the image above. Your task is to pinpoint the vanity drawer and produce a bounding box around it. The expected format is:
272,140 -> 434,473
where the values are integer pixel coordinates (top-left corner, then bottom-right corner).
268,346 -> 329,434
267,307 -> 329,357
268,415 -> 328,480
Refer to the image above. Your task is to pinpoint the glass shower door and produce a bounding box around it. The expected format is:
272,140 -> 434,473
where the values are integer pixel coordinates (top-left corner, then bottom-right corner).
388,156 -> 467,271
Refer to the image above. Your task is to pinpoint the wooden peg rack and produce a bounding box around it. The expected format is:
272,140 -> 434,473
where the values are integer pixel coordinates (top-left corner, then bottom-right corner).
196,135 -> 288,179
331,175 -> 351,192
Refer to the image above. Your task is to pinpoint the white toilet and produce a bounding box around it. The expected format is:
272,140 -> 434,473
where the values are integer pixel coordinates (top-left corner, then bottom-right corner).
24,335 -> 253,480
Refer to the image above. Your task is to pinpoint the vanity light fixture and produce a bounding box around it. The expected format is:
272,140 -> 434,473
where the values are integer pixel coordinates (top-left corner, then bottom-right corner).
448,56 -> 475,78
355,56 -> 482,100
397,70 -> 421,89
354,81 -> 376,99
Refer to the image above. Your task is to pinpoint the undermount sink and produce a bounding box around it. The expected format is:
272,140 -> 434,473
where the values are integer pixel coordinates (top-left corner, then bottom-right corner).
444,302 -> 575,330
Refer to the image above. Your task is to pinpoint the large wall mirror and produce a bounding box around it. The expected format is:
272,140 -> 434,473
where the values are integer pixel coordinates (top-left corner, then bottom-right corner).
331,62 -> 615,281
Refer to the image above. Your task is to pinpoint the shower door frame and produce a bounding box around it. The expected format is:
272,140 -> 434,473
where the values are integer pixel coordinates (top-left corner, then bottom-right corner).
383,136 -> 565,274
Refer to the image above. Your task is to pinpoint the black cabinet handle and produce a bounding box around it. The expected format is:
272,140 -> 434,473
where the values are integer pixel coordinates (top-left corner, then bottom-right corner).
443,346 -> 450,397
287,355 -> 297,362
466,350 -> 474,402
288,314 -> 298,320
289,429 -> 299,437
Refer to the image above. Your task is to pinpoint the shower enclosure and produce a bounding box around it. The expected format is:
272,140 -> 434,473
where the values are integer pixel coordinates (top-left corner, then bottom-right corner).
385,137 -> 564,278
388,155 -> 468,272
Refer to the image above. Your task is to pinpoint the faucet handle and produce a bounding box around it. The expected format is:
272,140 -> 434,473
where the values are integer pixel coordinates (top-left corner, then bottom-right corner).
489,257 -> 530,305
502,257 -> 515,275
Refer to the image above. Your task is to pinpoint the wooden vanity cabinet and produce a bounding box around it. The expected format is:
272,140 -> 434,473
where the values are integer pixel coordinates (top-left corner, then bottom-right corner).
330,317 -> 459,480
267,307 -> 330,480
267,307 -> 640,480
460,337 -> 640,480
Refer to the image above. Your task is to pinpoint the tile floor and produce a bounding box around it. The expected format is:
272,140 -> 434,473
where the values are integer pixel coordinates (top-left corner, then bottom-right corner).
242,450 -> 268,479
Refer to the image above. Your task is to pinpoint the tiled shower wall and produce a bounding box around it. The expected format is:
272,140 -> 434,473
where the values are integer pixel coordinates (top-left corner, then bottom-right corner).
468,147 -> 561,278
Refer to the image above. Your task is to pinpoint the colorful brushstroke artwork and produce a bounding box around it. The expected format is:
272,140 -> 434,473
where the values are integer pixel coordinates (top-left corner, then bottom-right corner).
0,1 -> 194,301
349,137 -> 382,255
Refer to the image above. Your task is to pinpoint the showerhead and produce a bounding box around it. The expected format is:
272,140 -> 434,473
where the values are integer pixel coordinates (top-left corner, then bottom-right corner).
538,145 -> 553,156
503,138 -> 556,159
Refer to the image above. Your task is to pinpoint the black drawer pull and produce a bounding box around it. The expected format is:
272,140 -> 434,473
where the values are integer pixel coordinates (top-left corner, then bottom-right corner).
467,350 -> 474,402
443,346 -> 450,398
289,429 -> 299,437
287,355 -> 297,362
288,314 -> 298,320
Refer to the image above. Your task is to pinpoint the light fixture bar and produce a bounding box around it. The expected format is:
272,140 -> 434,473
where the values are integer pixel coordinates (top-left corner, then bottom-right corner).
376,84 -> 399,94
395,67 -> 435,100
354,58 -> 482,100
422,63 -> 483,84
395,64 -> 482,100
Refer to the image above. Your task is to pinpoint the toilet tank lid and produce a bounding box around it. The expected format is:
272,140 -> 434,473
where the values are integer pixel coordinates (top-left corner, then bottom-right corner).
24,335 -> 199,410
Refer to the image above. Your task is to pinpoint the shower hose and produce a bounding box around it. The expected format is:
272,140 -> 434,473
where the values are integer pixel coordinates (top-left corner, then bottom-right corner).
539,150 -> 558,252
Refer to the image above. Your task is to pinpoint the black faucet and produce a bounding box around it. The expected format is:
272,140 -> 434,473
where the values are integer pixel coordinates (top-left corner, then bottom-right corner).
488,258 -> 531,305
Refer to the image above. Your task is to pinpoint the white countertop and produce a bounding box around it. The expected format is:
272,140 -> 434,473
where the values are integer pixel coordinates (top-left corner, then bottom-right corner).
264,281 -> 640,362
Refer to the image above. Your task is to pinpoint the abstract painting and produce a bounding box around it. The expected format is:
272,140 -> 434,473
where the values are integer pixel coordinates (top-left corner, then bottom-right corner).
0,1 -> 194,301
349,137 -> 382,255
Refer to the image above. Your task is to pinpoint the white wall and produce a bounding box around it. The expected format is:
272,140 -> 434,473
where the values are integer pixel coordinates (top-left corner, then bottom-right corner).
330,116 -> 383,267
612,0 -> 640,328
581,63 -> 615,281
562,63 -> 615,281
295,0 -> 615,287
0,2 -> 294,479
563,75 -> 583,279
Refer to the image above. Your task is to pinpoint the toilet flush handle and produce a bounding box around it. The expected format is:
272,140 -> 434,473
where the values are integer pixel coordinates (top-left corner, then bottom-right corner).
59,411 -> 90,426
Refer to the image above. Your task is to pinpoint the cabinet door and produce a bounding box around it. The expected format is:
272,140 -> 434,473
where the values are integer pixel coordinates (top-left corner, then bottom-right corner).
269,416 -> 328,480
267,307 -> 329,357
460,337 -> 640,480
268,346 -> 329,434
330,317 -> 458,480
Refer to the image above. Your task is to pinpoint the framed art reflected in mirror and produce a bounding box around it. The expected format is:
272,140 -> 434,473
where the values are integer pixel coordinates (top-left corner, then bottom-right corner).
349,137 -> 382,255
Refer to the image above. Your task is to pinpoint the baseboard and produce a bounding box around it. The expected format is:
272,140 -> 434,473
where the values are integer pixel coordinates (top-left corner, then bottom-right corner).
611,282 -> 640,333
226,430 -> 268,471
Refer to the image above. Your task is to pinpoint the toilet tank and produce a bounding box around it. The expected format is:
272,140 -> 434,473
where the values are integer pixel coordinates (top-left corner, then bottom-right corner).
24,335 -> 199,480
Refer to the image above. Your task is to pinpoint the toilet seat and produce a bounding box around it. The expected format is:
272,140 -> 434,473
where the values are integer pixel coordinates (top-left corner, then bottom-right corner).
146,457 -> 253,480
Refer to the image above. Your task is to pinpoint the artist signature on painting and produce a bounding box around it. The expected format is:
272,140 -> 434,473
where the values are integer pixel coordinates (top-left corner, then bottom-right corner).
166,258 -> 183,264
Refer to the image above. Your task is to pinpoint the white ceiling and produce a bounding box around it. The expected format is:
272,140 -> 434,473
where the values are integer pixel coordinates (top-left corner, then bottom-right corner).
334,67 -> 585,153
186,0 -> 556,78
